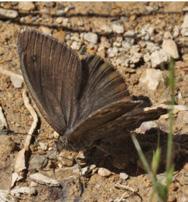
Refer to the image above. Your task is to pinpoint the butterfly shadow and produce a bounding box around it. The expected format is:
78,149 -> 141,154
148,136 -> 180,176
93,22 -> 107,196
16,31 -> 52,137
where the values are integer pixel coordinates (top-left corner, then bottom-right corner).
82,128 -> 188,176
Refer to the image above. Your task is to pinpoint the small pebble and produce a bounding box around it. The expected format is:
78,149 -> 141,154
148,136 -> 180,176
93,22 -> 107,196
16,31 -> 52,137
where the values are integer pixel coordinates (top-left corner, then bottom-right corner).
107,47 -> 118,58
39,142 -> 48,151
10,75 -> 23,88
0,8 -> 18,19
150,49 -> 168,68
112,23 -> 124,34
139,68 -> 164,91
98,168 -> 111,177
162,32 -> 179,59
39,27 -> 51,35
18,2 -> 35,11
83,32 -> 98,44
119,172 -> 129,180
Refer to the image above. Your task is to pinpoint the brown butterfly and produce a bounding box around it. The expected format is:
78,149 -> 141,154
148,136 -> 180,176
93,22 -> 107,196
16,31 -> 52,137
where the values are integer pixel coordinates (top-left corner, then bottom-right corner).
17,30 -> 166,151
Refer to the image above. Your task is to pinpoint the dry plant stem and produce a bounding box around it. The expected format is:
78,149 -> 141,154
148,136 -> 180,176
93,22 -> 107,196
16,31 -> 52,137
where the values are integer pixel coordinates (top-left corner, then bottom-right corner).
22,89 -> 38,150
12,89 -> 38,187
0,66 -> 23,81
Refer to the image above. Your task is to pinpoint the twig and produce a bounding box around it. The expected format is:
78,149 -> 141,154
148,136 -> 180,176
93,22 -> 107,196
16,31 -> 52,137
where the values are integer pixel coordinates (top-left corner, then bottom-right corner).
11,89 -> 38,188
22,89 -> 38,150
0,66 -> 23,81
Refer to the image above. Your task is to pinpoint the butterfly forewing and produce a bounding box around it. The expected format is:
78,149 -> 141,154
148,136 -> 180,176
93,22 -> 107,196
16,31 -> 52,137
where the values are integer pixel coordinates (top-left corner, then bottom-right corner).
18,30 -> 82,134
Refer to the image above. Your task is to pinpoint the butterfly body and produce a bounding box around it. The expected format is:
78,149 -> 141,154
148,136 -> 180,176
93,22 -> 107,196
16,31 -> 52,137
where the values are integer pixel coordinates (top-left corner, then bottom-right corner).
18,30 -> 166,151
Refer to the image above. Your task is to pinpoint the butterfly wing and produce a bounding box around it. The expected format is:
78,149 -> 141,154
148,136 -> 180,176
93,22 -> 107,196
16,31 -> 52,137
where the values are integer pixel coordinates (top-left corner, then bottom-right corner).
60,56 -> 166,150
18,30 -> 82,134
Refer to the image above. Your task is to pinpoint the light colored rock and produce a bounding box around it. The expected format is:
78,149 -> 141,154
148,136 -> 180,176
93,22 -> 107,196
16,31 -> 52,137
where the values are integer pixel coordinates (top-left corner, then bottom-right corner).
124,30 -> 135,37
112,23 -> 124,34
10,74 -> 23,88
162,32 -> 179,59
0,8 -> 18,19
83,32 -> 98,44
29,173 -> 60,187
98,168 -> 111,177
18,2 -> 35,11
71,41 -> 81,50
122,38 -> 135,50
0,189 -> 14,202
136,121 -> 158,133
139,68 -> 164,91
150,49 -> 168,68
130,52 -> 142,64
39,26 -> 51,35
81,166 -> 90,176
181,13 -> 188,36
107,47 -> 118,58
119,172 -> 129,180
39,142 -> 48,151
143,53 -> 151,63
10,186 -> 37,197
55,17 -> 63,24
101,24 -> 112,33
139,24 -> 155,40
145,42 -> 160,53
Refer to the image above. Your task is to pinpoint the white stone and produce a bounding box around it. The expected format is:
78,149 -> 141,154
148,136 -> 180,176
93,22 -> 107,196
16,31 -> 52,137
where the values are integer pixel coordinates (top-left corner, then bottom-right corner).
139,68 -> 164,91
0,8 -> 18,19
98,168 -> 111,177
145,42 -> 160,53
107,47 -> 118,58
136,121 -> 158,133
119,172 -> 129,180
162,32 -> 179,59
112,23 -> 124,34
71,41 -> 81,50
150,49 -> 168,68
143,53 -> 151,63
124,30 -> 135,37
39,142 -> 48,151
29,173 -> 60,187
10,186 -> 36,197
83,32 -> 98,44
10,75 -> 23,88
130,52 -> 142,64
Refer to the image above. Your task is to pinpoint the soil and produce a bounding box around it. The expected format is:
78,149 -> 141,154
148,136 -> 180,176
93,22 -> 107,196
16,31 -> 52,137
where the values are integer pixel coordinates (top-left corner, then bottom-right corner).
0,2 -> 188,202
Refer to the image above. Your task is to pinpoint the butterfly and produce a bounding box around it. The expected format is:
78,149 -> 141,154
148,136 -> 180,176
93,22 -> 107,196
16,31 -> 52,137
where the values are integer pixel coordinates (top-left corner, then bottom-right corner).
17,30 -> 166,151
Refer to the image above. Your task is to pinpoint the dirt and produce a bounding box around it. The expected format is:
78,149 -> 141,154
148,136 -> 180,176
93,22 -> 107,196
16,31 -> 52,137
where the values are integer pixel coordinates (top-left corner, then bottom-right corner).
0,2 -> 188,202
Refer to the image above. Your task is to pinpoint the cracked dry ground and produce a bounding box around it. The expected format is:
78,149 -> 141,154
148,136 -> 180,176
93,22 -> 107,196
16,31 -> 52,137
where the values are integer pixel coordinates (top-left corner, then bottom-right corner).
0,2 -> 188,202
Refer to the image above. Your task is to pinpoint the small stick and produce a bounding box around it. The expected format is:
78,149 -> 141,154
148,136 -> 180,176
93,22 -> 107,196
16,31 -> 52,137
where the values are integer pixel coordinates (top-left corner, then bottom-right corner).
0,66 -> 23,81
11,89 -> 38,188
22,89 -> 38,150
